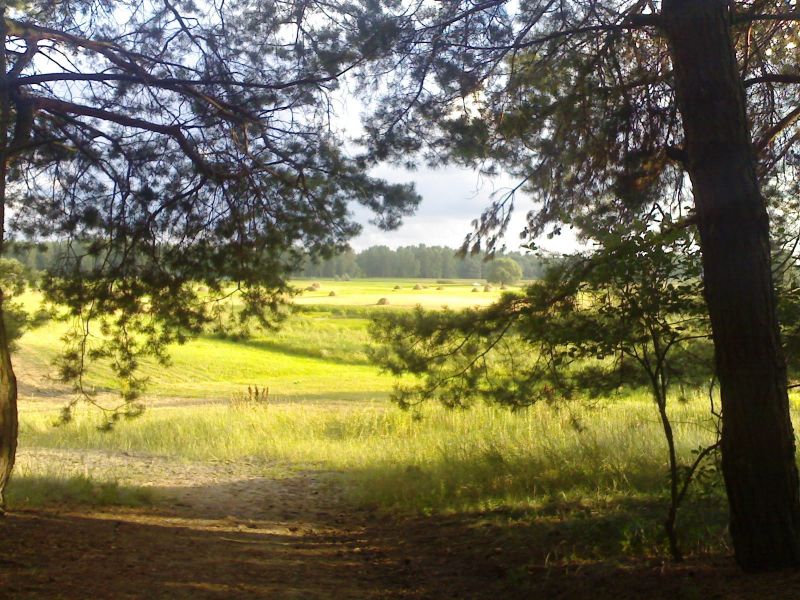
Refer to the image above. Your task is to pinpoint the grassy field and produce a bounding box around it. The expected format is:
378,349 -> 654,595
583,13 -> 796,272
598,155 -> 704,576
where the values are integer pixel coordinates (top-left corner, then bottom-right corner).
9,278 -> 735,558
14,279 -> 507,401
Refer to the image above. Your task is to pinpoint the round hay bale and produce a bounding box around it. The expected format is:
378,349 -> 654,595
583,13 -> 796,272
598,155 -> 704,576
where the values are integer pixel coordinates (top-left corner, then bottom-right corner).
328,290 -> 336,297
436,286 -> 444,291
311,282 -> 321,290
413,284 -> 423,290
393,285 -> 401,290
484,285 -> 492,292
472,287 -> 479,293
377,297 -> 390,305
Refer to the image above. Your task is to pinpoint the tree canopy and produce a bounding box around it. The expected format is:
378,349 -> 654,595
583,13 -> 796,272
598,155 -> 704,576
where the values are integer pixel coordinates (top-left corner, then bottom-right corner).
0,0 -> 424,504
485,257 -> 522,284
356,0 -> 800,570
0,0 -> 423,407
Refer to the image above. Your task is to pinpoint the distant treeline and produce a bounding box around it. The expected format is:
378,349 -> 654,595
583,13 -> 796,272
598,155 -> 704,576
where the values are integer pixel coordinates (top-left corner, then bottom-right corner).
297,245 -> 554,280
8,241 -> 73,274
7,241 -> 554,281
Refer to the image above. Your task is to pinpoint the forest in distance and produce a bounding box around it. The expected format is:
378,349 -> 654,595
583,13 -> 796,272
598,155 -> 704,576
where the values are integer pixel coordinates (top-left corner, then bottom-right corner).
8,241 -> 553,281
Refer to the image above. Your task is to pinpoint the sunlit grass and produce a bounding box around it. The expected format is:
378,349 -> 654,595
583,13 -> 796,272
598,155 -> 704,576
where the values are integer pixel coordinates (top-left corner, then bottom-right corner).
13,279 -> 508,401
292,278 -> 512,308
19,393 -> 722,512
10,279 -> 736,555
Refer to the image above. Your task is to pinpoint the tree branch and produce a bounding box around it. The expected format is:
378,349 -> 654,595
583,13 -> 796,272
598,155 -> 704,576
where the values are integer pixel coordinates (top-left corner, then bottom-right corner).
30,95 -> 230,180
744,73 -> 800,87
755,105 -> 800,153
733,12 -> 800,24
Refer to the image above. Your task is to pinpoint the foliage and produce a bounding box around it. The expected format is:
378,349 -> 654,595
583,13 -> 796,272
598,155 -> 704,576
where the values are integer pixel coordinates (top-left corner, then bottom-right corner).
355,0 -> 800,567
371,226 -> 708,406
294,244 -> 552,280
357,1 -> 799,252
370,222 -> 718,558
1,1 -> 422,418
485,257 -> 523,285
0,258 -> 32,349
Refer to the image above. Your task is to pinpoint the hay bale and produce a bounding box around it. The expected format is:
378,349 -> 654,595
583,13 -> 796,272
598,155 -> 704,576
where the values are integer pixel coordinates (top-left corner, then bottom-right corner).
472,287 -> 479,293
484,285 -> 492,292
436,286 -> 444,290
377,297 -> 390,305
328,290 -> 336,297
393,285 -> 401,290
413,284 -> 423,290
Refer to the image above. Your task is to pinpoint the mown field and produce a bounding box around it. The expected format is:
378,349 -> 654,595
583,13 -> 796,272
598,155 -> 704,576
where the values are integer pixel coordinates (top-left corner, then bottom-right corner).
9,278 -> 746,559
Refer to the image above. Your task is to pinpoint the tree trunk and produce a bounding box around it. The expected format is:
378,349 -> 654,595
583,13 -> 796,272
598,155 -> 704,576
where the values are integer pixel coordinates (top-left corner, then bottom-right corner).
0,301 -> 17,511
0,10 -> 19,510
663,0 -> 800,570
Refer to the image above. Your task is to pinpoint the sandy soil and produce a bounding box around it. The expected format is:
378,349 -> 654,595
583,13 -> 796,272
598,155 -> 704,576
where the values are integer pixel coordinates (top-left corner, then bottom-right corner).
3,448 -> 800,599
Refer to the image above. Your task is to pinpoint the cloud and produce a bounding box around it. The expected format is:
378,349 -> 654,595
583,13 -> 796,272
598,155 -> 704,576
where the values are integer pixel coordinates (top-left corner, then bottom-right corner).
352,164 -> 579,254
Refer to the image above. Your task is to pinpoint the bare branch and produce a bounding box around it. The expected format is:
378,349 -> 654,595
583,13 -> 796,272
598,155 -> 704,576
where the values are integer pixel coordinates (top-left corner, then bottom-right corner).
745,73 -> 800,87
734,12 -> 800,24
755,104 -> 800,153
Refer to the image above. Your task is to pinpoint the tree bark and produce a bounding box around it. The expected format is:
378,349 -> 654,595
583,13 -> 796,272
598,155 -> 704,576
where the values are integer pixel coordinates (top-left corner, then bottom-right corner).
0,10 -> 19,511
663,0 -> 800,570
0,300 -> 17,511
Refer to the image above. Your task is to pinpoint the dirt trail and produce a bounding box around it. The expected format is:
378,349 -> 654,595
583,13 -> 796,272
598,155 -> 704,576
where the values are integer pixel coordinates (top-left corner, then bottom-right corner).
4,449 -> 800,599
0,448 -> 510,599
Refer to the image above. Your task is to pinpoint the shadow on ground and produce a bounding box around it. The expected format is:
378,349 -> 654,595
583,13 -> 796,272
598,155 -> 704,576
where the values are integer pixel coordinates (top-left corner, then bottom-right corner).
2,473 -> 800,599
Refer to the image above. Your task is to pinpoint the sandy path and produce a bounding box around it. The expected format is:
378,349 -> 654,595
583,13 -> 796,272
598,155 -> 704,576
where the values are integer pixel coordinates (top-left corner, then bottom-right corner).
4,449 -> 800,599
1,448 -> 439,599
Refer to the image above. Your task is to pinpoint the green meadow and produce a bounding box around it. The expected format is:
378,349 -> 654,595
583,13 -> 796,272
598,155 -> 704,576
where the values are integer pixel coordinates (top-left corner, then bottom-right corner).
11,278 -> 736,557
15,279 -> 503,402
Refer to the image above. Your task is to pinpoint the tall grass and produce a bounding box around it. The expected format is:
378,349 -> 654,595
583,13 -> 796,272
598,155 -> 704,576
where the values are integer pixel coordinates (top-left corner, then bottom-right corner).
20,392 -> 721,514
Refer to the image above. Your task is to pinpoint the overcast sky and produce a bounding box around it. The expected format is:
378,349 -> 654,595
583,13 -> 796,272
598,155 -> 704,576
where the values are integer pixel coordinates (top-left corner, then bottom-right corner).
333,85 -> 579,255
350,164 -> 579,254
